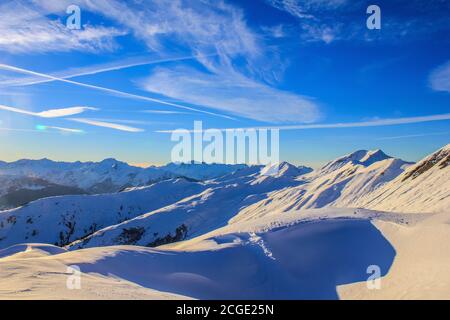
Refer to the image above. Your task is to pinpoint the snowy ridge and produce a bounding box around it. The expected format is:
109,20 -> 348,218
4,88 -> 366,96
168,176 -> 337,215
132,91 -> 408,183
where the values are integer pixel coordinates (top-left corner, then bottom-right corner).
0,159 -> 247,189
231,154 -> 412,223
69,163 -> 306,249
1,145 -> 449,251
160,162 -> 248,181
355,144 -> 450,213
0,159 -> 246,209
0,145 -> 449,299
0,179 -> 206,249
259,161 -> 312,178
319,149 -> 392,175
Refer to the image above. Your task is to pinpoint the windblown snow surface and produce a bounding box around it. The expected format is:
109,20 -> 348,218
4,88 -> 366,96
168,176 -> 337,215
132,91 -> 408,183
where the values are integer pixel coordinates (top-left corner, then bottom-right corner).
0,145 -> 449,299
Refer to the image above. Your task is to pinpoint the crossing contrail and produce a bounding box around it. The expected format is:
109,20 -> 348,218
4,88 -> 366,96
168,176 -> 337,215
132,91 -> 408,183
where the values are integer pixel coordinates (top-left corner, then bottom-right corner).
0,63 -> 235,120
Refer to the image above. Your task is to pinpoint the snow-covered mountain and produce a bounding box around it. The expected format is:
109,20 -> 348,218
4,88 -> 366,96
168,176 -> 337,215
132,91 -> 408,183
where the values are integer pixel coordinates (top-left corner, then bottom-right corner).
0,145 -> 448,252
260,161 -> 312,178
0,175 -> 86,210
0,179 -> 206,248
231,150 -> 413,222
159,162 -> 248,181
0,159 -> 246,209
69,163 -> 306,249
0,145 -> 449,299
355,144 -> 450,213
319,149 -> 392,174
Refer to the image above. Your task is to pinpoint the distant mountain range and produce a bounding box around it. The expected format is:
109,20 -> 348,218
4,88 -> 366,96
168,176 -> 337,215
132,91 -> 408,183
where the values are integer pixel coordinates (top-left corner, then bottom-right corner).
0,159 -> 250,210
0,144 -> 448,250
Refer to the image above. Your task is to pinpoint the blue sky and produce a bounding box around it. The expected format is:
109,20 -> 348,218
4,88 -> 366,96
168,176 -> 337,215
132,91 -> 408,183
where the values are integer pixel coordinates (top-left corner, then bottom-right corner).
0,0 -> 449,168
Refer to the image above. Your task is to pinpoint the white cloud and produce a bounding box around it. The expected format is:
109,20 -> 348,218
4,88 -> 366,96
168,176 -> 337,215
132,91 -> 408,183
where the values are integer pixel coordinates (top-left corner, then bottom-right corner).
0,104 -> 97,118
375,131 -> 450,141
32,0 -> 320,123
429,61 -> 450,93
0,1 -> 124,53
141,66 -> 320,123
38,106 -> 98,118
32,0 -> 260,61
142,110 -> 188,115
38,125 -> 85,134
265,0 -> 312,19
265,0 -> 348,19
87,118 -> 176,126
0,54 -> 210,87
0,127 -> 38,133
68,118 -> 144,132
261,25 -> 286,38
0,125 -> 83,134
264,0 -> 350,44
0,63 -> 233,120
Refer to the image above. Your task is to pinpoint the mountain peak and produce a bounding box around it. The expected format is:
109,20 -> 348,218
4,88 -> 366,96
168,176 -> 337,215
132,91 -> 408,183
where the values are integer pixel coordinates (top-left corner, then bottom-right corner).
320,149 -> 392,174
260,161 -> 308,178
360,149 -> 391,166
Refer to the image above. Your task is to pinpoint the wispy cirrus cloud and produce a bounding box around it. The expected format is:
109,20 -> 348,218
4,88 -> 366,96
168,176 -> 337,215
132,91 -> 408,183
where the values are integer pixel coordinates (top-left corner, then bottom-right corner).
142,110 -> 188,115
0,63 -> 234,120
429,61 -> 450,93
156,113 -> 450,133
141,66 -> 320,123
0,125 -> 83,134
264,0 -> 314,19
68,118 -> 145,133
264,0 -> 350,44
33,0 -> 321,124
0,104 -> 97,118
264,0 -> 348,20
35,125 -> 84,134
87,118 -> 177,126
265,0 -> 450,44
0,54 -> 213,87
0,1 -> 124,53
375,131 -> 450,141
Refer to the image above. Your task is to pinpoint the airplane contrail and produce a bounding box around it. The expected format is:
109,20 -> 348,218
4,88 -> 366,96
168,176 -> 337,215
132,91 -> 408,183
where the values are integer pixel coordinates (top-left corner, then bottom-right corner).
156,113 -> 450,133
0,63 -> 236,120
0,55 -> 213,87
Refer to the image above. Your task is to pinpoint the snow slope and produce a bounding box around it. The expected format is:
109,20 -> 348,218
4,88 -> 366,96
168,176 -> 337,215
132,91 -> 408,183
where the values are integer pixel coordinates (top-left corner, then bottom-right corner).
69,163 -> 306,249
2,208 -> 448,300
230,151 -> 412,223
0,179 -> 206,249
354,144 -> 450,213
0,145 -> 449,299
1,146 -> 448,252
0,209 -> 396,299
338,211 -> 450,299
0,244 -> 189,300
